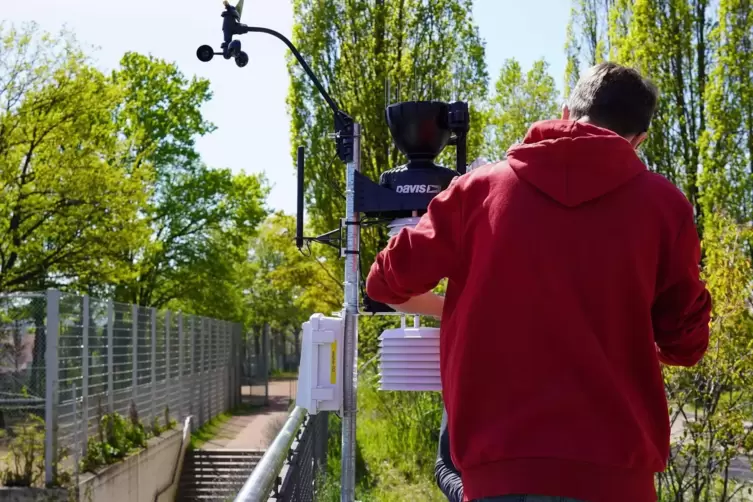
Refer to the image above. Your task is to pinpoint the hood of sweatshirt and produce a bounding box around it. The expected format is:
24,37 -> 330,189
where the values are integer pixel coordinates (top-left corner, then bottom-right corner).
506,120 -> 646,207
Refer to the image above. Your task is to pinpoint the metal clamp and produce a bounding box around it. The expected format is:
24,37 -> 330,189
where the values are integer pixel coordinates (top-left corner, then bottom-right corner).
272,476 -> 281,497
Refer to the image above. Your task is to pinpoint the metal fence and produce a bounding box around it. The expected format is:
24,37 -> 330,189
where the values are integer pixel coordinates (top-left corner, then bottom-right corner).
242,325 -> 270,406
0,289 -> 243,486
268,327 -> 302,375
233,407 -> 329,502
276,411 -> 328,501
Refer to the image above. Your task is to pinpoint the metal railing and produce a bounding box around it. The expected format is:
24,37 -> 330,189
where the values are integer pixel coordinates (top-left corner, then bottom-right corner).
0,289 -> 243,486
234,407 -> 329,502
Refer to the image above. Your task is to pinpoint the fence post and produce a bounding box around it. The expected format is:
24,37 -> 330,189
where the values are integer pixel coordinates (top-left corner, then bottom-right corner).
81,295 -> 89,456
199,318 -> 205,426
45,288 -> 61,486
220,321 -> 225,410
229,323 -> 235,409
165,310 -> 171,421
151,307 -> 157,423
107,301 -> 114,413
190,316 -> 196,429
132,304 -> 138,405
234,324 -> 241,408
207,319 -> 213,419
215,320 -> 220,416
262,324 -> 270,405
72,383 -> 80,495
226,322 -> 232,410
178,312 -> 184,422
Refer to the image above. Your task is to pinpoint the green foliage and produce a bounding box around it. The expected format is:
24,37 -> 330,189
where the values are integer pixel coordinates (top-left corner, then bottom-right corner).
148,406 -> 177,438
321,375 -> 446,501
286,0 -> 489,330
238,212 -> 342,345
151,415 -> 164,438
189,412 -> 232,451
0,23 -> 149,293
80,402 -> 149,473
2,416 -> 44,487
658,213 -> 753,500
109,52 -> 269,314
0,23 -> 272,329
484,59 -> 560,159
0,414 -> 70,488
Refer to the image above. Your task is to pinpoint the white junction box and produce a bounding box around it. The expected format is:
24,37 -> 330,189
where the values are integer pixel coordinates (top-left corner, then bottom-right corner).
296,313 -> 344,414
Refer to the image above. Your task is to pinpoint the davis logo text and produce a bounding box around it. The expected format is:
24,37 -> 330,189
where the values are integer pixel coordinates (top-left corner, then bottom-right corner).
395,184 -> 441,194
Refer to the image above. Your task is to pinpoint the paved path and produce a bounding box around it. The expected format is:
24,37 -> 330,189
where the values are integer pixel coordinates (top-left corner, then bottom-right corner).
201,380 -> 297,450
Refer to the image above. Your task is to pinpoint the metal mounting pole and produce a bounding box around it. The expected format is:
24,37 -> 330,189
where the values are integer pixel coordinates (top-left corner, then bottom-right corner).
340,122 -> 361,502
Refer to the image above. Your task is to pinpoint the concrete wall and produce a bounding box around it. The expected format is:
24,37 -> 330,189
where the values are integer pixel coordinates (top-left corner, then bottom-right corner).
0,421 -> 189,502
77,429 -> 183,502
0,488 -> 67,502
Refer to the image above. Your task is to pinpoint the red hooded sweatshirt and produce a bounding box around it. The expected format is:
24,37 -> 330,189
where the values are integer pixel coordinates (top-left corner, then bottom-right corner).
366,120 -> 712,502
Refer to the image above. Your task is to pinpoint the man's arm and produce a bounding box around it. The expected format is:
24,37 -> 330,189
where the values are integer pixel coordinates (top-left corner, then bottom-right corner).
653,209 -> 712,367
366,178 -> 462,312
388,292 -> 445,318
435,409 -> 463,502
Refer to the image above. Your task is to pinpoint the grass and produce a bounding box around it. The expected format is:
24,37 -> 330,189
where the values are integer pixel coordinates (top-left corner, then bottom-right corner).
189,403 -> 261,450
318,371 -> 447,501
270,370 -> 299,380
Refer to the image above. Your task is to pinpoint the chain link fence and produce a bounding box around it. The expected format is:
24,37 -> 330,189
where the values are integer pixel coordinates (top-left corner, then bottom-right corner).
233,408 -> 329,502
0,291 -> 47,465
274,411 -> 329,502
268,327 -> 301,375
0,290 -> 243,487
242,325 -> 270,406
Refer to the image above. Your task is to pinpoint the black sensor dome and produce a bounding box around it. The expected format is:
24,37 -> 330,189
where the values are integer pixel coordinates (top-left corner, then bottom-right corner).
386,101 -> 451,163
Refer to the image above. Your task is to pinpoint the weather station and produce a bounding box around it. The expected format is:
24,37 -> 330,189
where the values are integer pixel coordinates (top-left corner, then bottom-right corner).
196,3 -> 471,500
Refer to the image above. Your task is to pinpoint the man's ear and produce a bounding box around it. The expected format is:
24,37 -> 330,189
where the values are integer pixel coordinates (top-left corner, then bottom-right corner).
561,104 -> 570,120
629,132 -> 648,149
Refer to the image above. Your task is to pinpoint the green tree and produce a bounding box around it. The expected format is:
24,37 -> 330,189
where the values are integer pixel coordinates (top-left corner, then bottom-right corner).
163,171 -> 270,322
241,212 -> 341,330
287,0 -> 488,261
234,212 -> 341,363
0,24 -> 148,294
484,59 -> 560,160
110,53 -> 268,311
565,0 -> 712,220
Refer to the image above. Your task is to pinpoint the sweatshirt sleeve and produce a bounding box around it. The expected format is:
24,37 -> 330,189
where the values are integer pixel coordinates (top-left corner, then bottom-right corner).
366,177 -> 463,305
652,208 -> 712,367
435,409 -> 463,502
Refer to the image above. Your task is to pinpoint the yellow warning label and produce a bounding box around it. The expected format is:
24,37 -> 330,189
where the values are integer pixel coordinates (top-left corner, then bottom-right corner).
330,341 -> 337,384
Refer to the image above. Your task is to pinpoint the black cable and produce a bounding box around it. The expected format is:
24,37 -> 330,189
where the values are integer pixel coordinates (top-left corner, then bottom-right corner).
322,153 -> 345,200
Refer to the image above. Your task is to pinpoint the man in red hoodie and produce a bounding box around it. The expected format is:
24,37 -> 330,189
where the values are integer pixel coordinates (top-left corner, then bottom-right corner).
366,62 -> 712,502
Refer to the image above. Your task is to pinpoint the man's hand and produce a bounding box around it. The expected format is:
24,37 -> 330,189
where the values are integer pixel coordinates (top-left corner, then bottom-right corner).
388,292 -> 445,319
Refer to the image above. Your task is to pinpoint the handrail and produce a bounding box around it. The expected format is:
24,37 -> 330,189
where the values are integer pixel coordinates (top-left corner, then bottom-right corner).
233,406 -> 308,502
154,416 -> 193,502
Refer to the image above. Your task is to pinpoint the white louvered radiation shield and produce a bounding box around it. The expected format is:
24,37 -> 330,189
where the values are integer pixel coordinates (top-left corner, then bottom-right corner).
379,327 -> 441,391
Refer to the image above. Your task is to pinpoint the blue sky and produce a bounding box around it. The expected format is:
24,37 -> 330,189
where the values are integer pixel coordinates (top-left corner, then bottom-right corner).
1,0 -> 571,214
